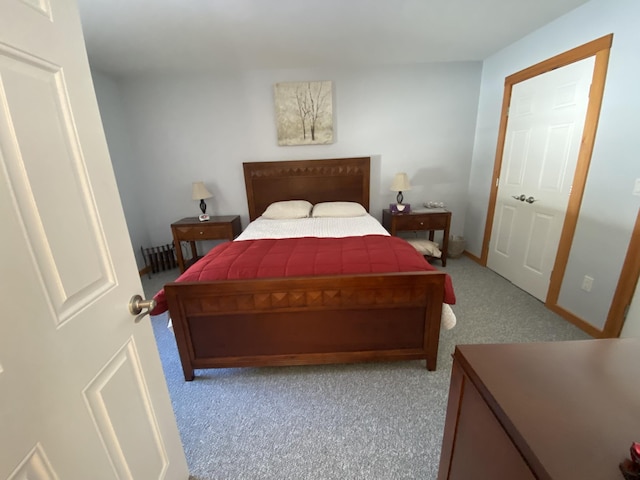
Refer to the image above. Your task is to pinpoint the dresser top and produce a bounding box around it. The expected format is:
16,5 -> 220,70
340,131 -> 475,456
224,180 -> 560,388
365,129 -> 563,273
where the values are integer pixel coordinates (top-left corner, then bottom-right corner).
455,339 -> 640,480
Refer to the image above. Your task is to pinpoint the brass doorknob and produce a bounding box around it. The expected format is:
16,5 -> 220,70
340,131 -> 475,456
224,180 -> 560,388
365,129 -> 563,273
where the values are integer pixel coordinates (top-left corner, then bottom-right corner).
129,294 -> 157,316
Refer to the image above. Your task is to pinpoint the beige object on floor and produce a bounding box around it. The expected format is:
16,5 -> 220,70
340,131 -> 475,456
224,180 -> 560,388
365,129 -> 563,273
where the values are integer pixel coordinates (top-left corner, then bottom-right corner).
406,239 -> 442,258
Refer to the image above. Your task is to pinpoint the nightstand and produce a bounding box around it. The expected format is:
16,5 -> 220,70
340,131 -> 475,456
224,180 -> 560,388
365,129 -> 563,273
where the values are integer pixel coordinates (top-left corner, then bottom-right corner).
382,209 -> 451,266
171,216 -> 241,272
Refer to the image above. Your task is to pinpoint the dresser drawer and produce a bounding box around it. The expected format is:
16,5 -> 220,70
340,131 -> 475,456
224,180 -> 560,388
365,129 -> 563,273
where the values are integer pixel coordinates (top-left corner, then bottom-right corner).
394,213 -> 449,231
174,224 -> 231,240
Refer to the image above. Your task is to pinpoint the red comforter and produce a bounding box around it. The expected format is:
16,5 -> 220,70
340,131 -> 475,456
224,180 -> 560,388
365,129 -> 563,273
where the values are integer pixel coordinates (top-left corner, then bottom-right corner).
151,235 -> 455,315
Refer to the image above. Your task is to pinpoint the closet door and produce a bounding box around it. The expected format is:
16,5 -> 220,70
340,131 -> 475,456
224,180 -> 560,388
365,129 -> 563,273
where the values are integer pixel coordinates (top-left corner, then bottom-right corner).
488,57 -> 594,301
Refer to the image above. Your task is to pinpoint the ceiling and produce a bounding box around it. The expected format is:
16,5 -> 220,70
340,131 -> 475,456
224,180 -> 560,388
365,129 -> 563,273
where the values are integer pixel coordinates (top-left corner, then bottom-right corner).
77,0 -> 591,77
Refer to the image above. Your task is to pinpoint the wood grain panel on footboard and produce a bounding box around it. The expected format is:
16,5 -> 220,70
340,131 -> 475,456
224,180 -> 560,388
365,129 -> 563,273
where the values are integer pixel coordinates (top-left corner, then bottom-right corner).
165,271 -> 445,380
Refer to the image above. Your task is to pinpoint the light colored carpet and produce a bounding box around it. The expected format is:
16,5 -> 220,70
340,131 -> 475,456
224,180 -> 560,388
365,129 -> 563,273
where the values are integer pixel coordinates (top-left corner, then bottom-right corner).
143,255 -> 590,480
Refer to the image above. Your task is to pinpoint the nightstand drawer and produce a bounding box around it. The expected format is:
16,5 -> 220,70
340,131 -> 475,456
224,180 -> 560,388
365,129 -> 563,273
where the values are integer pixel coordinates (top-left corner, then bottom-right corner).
393,213 -> 449,230
174,224 -> 231,240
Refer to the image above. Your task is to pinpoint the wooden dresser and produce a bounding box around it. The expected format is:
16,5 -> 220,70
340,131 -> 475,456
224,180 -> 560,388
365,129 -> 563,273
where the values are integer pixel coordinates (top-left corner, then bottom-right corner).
438,339 -> 640,480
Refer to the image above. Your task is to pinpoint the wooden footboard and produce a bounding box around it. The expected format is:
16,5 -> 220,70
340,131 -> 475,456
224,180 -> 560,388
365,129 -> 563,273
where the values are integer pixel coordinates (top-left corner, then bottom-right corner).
165,271 -> 445,380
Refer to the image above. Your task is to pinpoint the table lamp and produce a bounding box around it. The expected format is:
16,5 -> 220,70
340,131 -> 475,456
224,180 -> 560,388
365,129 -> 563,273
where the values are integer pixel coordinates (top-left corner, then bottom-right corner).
390,172 -> 411,213
192,181 -> 213,221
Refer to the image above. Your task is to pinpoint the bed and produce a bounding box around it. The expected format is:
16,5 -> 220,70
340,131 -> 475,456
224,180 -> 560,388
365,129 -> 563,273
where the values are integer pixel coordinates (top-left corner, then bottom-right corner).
155,157 -> 456,380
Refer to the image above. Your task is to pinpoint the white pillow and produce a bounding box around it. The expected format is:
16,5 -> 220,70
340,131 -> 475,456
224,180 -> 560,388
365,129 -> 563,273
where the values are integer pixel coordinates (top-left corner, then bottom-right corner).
311,201 -> 367,218
261,200 -> 312,219
405,239 -> 442,258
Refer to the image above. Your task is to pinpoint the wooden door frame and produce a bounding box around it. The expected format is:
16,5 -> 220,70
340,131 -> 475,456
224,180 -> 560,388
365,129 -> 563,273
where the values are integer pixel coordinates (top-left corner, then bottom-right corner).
479,34 -> 637,338
600,209 -> 640,337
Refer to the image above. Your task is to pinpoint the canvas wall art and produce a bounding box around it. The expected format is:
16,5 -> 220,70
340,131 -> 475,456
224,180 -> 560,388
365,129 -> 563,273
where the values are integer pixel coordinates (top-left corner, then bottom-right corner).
274,81 -> 333,146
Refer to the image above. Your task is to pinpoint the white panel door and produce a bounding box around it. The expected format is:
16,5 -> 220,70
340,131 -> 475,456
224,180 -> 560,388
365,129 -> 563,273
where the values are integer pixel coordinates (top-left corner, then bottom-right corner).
0,1 -> 188,479
488,57 -> 594,301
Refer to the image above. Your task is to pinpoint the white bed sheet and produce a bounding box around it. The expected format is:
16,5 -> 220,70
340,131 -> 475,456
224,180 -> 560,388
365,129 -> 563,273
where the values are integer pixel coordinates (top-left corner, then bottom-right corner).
235,214 -> 389,241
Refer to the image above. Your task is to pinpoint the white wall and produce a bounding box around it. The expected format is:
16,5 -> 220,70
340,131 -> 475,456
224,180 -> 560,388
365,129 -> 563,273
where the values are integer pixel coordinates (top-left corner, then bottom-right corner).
465,0 -> 640,332
92,70 -> 150,269
108,63 -> 481,245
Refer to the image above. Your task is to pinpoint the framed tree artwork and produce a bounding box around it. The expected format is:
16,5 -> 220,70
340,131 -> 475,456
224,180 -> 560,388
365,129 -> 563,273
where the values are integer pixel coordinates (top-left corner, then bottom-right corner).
274,80 -> 334,146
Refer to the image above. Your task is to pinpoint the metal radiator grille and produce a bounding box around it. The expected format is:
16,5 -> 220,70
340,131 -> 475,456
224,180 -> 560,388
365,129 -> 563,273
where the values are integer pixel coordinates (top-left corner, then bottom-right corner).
141,243 -> 177,277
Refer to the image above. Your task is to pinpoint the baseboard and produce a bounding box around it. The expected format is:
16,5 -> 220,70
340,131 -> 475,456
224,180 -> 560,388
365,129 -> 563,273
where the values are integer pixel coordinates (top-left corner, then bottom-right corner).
462,250 -> 483,265
546,303 -> 601,338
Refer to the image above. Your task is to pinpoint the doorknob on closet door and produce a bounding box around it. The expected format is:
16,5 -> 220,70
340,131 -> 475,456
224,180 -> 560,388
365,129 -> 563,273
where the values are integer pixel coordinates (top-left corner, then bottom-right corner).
512,194 -> 526,201
525,196 -> 537,204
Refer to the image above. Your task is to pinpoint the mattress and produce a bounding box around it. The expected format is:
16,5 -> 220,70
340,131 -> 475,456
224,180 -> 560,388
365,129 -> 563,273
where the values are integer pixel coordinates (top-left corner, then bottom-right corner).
236,214 -> 390,240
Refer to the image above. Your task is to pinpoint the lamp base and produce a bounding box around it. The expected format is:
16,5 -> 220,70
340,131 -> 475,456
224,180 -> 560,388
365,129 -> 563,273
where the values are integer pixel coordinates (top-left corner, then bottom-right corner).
198,214 -> 210,222
390,203 -> 410,214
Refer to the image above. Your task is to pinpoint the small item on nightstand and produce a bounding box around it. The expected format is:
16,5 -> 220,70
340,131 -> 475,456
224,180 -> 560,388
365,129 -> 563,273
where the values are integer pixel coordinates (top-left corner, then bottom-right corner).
390,203 -> 411,213
620,442 -> 640,480
198,214 -> 210,222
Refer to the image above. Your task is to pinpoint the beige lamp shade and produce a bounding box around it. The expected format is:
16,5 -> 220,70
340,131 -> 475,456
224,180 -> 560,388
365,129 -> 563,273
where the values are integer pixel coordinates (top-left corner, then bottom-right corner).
191,181 -> 213,200
390,172 -> 412,192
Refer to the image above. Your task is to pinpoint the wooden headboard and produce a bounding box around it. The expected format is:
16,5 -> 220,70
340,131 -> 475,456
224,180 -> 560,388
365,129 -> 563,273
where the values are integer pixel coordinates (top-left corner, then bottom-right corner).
243,157 -> 371,221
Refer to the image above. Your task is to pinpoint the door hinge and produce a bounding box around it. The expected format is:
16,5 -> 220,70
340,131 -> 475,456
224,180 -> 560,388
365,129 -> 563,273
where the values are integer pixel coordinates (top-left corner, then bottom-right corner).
623,304 -> 631,320
496,177 -> 500,188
